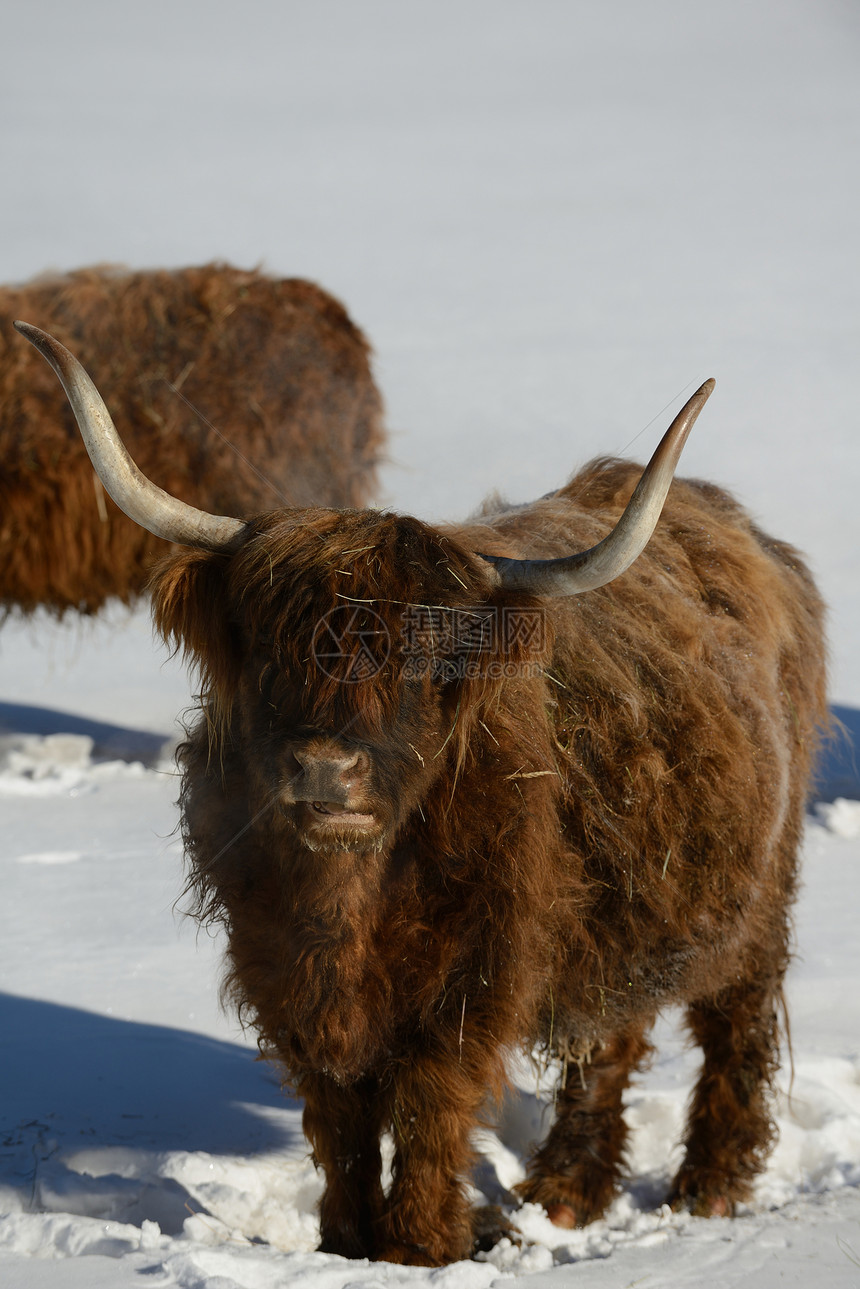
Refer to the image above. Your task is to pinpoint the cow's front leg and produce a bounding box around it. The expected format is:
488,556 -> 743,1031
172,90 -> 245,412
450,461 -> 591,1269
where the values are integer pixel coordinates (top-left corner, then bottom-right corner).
377,1047 -> 494,1266
300,1072 -> 385,1260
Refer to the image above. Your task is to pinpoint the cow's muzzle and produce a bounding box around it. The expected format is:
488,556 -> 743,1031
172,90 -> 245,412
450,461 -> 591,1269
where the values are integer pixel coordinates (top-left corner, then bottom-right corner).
288,745 -> 369,808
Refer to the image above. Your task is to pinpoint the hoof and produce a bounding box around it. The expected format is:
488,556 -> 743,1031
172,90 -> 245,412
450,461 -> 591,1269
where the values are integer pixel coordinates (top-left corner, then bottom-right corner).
376,1243 -> 440,1267
515,1176 -> 611,1227
669,1184 -> 737,1219
471,1204 -> 522,1255
545,1202 -> 579,1229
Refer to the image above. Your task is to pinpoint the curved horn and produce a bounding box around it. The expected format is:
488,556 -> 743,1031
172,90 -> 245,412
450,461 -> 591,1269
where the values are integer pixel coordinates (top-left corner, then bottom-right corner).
13,321 -> 247,552
478,378 -> 714,595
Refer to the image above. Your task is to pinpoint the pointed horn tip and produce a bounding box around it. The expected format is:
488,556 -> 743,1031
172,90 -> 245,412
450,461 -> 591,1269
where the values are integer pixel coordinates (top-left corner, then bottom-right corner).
13,319 -> 60,358
14,322 -> 83,384
697,377 -> 716,399
13,319 -> 41,339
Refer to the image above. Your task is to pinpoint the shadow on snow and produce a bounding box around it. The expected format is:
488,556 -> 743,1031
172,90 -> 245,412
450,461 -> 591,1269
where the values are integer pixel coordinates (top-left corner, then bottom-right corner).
817,705 -> 860,803
0,993 -> 304,1232
0,992 -> 300,1156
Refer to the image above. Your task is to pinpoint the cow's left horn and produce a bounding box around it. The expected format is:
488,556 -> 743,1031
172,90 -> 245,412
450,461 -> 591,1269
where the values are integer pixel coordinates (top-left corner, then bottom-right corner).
477,378 -> 714,595
14,321 -> 246,552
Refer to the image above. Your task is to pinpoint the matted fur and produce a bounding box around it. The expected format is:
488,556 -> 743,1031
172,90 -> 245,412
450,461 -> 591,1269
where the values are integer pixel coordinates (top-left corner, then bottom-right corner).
149,456 -> 827,1265
1,263 -> 384,615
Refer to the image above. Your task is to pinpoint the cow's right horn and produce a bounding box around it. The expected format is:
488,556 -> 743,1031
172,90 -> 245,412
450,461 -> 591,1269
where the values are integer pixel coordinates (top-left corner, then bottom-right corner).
477,378 -> 714,596
14,321 -> 247,553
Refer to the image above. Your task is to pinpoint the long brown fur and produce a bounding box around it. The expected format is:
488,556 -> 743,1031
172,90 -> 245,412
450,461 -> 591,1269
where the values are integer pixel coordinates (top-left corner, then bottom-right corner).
1,263 -> 384,615
149,454 -> 827,1264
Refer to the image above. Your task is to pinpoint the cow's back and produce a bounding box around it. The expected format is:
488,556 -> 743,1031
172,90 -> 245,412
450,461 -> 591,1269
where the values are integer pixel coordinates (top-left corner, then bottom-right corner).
459,460 -> 827,1039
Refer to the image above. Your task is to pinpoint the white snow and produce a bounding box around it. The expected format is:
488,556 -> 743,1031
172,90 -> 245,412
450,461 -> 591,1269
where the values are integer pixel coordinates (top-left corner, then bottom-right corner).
2,2 -> 859,1286
816,799 -> 860,840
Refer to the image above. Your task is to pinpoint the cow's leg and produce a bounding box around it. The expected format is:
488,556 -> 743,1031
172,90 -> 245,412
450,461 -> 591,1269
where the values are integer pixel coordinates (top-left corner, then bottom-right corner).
670,977 -> 782,1215
300,1073 -> 385,1260
376,1048 -> 496,1266
516,1025 -> 652,1226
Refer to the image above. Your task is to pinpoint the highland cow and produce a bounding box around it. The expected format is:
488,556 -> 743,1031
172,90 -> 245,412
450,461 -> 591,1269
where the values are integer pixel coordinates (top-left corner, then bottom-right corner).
2,264 -> 383,614
18,321 -> 828,1267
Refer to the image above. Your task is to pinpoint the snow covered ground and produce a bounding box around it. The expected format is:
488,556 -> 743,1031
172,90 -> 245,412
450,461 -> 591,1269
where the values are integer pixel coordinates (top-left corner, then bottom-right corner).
2,2 -> 859,1285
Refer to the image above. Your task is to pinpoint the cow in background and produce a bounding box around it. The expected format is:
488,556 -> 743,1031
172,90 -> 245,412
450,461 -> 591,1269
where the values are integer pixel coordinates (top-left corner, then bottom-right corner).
2,264 -> 383,614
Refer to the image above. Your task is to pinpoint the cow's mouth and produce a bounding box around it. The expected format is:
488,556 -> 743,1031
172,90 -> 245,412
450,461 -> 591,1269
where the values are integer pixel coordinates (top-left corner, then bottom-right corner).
308,800 -> 377,829
296,799 -> 384,852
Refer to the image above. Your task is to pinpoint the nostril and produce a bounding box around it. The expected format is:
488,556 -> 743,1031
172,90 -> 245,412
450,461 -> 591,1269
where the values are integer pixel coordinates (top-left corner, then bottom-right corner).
338,750 -> 361,774
339,748 -> 371,782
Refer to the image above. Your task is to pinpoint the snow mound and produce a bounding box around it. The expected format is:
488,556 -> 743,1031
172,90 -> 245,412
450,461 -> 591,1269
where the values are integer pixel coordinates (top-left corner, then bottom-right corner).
0,732 -> 155,796
815,797 -> 860,838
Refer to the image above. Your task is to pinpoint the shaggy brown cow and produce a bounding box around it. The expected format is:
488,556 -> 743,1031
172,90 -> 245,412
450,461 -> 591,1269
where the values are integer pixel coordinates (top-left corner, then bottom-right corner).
2,263 -> 383,614
17,321 -> 827,1267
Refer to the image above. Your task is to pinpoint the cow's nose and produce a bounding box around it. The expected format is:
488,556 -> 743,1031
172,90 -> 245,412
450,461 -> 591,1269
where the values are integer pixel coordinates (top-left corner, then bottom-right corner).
292,747 -> 365,779
290,747 -> 368,803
